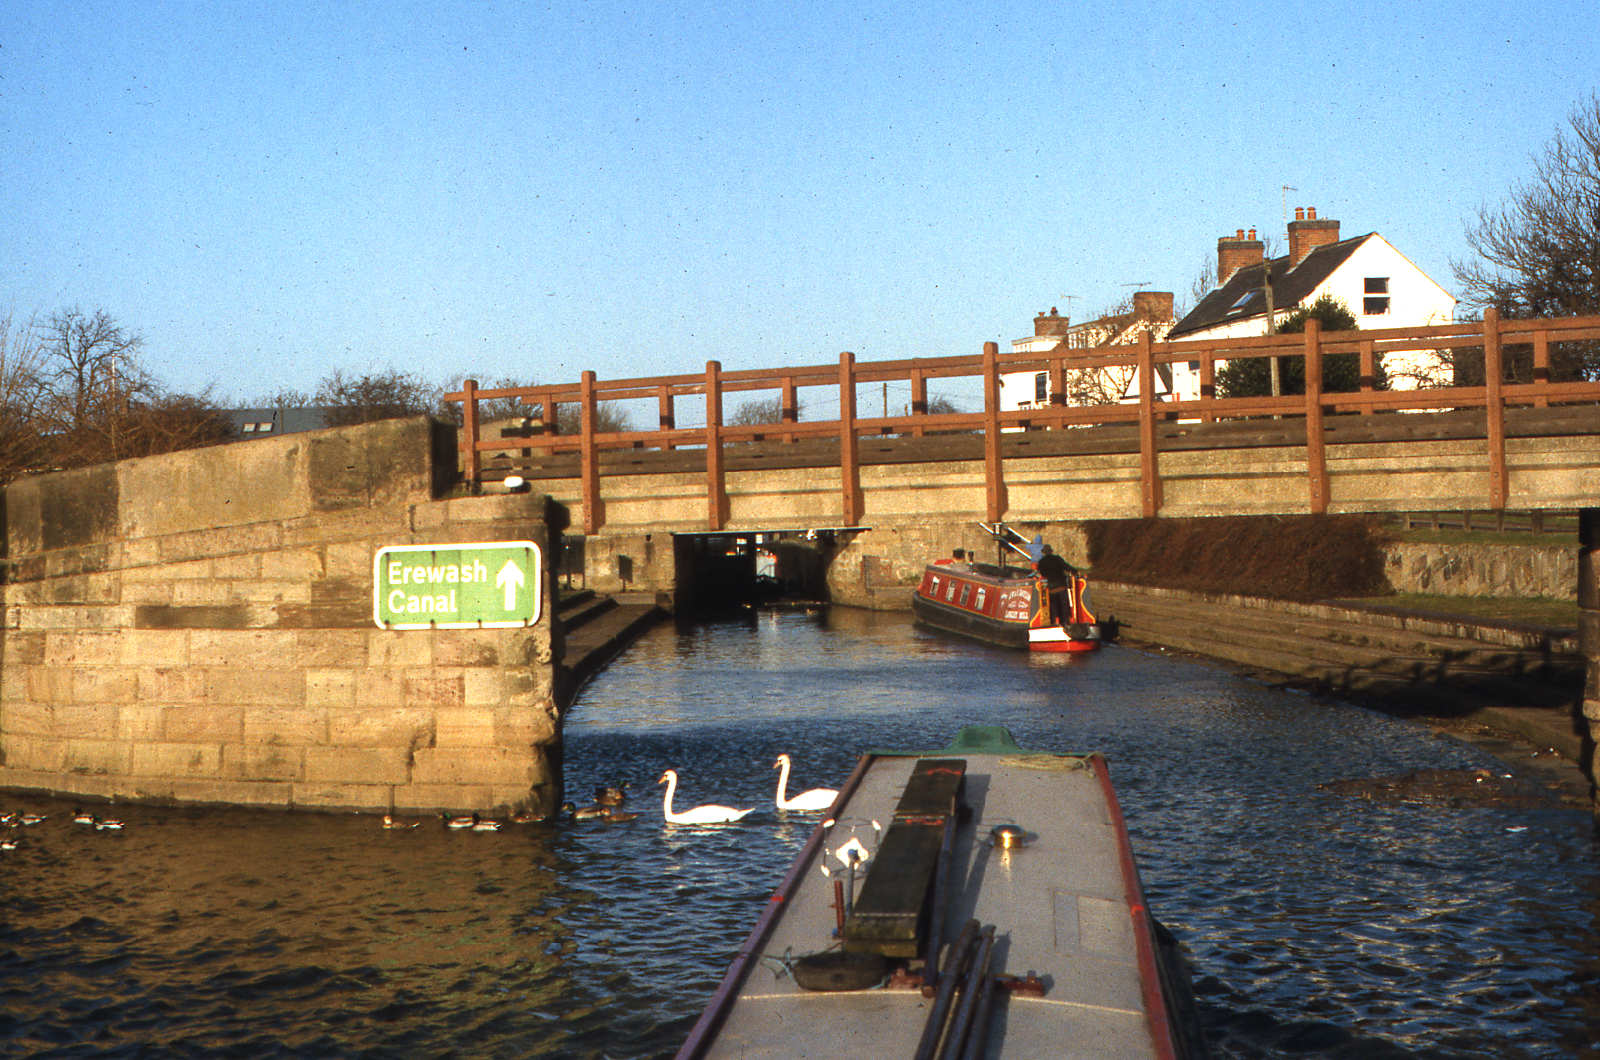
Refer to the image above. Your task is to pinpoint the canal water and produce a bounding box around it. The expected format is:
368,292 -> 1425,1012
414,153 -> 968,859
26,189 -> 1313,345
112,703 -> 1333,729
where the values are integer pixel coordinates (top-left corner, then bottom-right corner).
1,607 -> 1596,1058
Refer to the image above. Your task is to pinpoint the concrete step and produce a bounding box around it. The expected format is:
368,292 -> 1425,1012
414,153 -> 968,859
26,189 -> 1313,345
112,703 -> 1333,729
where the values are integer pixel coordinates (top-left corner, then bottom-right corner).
1098,586 -> 1580,681
556,600 -> 665,706
1093,582 -> 1587,762
556,591 -> 616,632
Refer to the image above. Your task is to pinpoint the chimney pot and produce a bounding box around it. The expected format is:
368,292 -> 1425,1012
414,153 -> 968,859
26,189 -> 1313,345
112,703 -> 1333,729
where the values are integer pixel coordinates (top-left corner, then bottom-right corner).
1034,308 -> 1071,338
1286,210 -> 1340,266
1217,228 -> 1265,285
1132,290 -> 1175,322
1294,206 -> 1305,221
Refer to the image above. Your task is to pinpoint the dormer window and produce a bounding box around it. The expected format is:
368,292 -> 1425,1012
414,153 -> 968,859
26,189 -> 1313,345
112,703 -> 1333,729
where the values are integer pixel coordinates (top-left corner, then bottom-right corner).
1364,277 -> 1390,315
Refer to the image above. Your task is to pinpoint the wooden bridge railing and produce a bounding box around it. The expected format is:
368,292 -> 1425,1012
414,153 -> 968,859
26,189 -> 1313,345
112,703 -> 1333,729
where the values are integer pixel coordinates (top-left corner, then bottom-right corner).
444,310 -> 1600,533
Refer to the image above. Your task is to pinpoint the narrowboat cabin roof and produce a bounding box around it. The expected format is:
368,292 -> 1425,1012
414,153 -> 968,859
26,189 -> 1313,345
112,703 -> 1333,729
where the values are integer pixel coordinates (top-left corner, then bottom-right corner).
678,727 -> 1198,1058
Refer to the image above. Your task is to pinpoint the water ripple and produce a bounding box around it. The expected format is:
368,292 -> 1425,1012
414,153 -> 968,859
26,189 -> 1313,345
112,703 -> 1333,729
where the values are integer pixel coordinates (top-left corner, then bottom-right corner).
0,608 -> 1595,1057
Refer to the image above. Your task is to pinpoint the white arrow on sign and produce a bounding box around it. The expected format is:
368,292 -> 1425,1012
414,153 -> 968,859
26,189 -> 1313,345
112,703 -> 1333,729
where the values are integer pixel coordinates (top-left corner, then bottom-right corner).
495,559 -> 526,611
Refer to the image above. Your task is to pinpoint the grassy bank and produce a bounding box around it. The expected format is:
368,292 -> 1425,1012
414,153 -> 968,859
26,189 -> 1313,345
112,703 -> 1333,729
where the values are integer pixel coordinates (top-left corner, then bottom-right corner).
1340,593 -> 1579,629
1085,515 -> 1577,631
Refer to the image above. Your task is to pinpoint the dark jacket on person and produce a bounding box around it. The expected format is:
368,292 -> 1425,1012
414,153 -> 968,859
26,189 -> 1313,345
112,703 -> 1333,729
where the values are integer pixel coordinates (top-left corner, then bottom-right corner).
1035,550 -> 1071,588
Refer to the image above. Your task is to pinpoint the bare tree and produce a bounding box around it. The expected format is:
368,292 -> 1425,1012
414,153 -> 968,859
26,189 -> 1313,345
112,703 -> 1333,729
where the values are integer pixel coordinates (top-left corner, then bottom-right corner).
1059,297 -> 1139,406
1,307 -> 47,483
1454,93 -> 1600,380
37,307 -> 147,432
1182,255 -> 1217,321
314,368 -> 443,427
114,391 -> 232,457
248,387 -> 314,409
728,395 -> 800,427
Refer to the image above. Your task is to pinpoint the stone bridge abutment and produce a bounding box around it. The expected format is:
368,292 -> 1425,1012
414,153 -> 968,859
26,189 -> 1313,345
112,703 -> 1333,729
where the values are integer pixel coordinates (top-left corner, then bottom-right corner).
1582,509 -> 1600,807
0,417 -> 564,817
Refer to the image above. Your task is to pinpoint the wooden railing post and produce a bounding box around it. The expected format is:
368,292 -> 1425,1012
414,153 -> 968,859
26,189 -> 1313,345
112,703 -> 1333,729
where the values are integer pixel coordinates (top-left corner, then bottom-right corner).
1137,331 -> 1162,517
706,361 -> 726,530
781,374 -> 799,443
1533,325 -> 1551,408
1304,320 -> 1328,513
580,370 -> 600,533
909,367 -> 927,439
983,341 -> 1006,522
1358,338 -> 1376,416
460,377 -> 481,492
1199,353 -> 1215,424
531,389 -> 549,435
1484,307 -> 1507,509
839,352 -> 861,525
657,385 -> 675,450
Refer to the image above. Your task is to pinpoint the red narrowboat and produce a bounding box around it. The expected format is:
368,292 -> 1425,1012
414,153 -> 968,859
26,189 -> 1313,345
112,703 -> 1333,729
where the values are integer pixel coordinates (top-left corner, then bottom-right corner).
911,527 -> 1112,653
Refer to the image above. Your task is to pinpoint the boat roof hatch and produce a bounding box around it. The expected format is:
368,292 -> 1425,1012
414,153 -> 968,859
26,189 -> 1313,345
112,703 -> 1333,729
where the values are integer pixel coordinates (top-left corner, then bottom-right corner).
941,725 -> 1025,754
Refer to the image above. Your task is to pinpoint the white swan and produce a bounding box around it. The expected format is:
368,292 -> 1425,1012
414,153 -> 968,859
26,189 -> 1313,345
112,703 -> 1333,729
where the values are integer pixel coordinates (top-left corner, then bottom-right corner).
774,754 -> 839,812
658,770 -> 754,825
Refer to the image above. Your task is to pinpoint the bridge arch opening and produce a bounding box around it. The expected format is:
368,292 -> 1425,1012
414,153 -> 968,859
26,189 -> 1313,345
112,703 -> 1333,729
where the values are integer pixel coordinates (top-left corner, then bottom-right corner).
672,529 -> 842,613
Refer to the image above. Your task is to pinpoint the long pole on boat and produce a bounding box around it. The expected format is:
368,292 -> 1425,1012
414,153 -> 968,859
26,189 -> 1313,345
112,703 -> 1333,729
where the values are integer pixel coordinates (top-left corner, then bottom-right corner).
980,522 -> 1035,571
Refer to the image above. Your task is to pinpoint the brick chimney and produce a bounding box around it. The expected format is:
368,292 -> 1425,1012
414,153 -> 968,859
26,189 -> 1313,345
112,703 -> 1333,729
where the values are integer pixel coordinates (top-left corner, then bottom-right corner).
1034,307 -> 1071,338
1287,206 -> 1340,267
1132,290 -> 1174,321
1217,228 -> 1264,284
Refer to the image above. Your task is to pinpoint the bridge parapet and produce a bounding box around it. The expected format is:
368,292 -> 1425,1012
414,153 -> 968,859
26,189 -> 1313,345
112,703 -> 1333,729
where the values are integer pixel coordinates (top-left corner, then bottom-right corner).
447,312 -> 1600,535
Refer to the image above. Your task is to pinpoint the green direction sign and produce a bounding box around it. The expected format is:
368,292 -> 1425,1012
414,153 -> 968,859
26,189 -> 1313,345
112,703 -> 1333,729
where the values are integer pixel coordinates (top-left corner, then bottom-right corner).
373,541 -> 542,630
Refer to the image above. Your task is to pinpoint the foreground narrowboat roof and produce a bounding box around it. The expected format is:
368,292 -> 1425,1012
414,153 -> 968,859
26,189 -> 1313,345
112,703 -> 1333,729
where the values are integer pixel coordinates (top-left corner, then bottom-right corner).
682,729 -> 1187,1058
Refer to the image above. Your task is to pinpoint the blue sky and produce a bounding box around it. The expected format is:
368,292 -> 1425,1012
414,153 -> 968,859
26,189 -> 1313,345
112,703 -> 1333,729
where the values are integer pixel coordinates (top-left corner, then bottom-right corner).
3,1 -> 1597,406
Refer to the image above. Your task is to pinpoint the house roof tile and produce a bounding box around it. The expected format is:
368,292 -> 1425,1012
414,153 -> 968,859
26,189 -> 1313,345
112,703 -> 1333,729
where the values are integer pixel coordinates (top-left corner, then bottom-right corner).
1170,233 -> 1372,340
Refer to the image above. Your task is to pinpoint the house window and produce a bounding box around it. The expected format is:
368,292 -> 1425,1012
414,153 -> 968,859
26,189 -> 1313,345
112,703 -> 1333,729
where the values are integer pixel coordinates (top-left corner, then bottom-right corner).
1034,372 -> 1048,404
1363,277 -> 1390,316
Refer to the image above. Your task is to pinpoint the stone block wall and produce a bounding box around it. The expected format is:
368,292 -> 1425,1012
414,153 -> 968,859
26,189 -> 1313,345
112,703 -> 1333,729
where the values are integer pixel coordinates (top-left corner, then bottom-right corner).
1581,509 -> 1599,815
1384,540 -> 1578,600
0,417 -> 562,817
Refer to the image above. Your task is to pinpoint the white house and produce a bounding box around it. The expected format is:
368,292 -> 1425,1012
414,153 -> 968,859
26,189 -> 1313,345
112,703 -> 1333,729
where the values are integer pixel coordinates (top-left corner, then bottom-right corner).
1003,291 -> 1179,412
1167,207 -> 1457,397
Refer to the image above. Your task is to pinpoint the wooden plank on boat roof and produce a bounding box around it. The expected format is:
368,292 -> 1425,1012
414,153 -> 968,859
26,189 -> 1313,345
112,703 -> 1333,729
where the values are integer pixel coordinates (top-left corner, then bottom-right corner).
891,757 -> 965,818
842,758 -> 966,957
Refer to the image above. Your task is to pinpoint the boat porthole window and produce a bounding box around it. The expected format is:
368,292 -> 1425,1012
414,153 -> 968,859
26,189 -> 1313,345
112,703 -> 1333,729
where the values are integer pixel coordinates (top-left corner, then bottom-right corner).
945,581 -> 957,602
959,584 -> 970,607
974,588 -> 986,610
